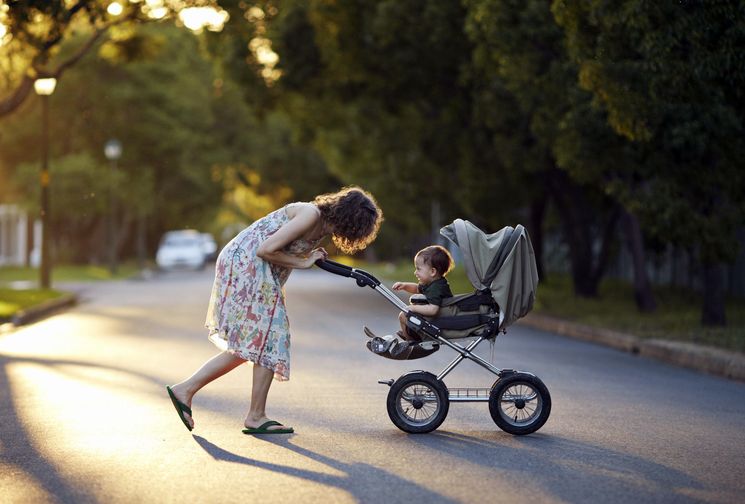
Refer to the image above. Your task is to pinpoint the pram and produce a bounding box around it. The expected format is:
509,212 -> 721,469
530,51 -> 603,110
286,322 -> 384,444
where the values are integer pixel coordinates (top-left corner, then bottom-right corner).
315,219 -> 551,435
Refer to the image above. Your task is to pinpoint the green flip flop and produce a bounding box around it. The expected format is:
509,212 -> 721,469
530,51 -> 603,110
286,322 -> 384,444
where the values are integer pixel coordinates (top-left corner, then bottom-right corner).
166,386 -> 193,432
242,420 -> 294,435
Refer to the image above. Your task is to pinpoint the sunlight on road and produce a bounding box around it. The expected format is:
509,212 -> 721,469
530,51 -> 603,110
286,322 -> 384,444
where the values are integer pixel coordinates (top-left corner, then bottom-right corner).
1,318 -> 166,498
0,472 -> 48,503
0,310 -> 382,502
0,311 -> 188,500
2,273 -> 743,503
10,361 -> 157,453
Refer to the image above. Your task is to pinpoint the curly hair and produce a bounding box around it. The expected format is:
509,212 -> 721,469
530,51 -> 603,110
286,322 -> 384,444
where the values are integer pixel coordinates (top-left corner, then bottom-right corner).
313,186 -> 383,254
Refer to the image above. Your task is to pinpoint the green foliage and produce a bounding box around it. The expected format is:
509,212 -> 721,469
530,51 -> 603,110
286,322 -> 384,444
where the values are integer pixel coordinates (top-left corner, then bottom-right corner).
15,152 -> 109,214
0,0 -> 220,116
259,1 -> 502,247
553,0 -> 745,263
3,1 -> 742,327
0,264 -> 139,283
0,288 -> 64,320
463,0 -> 625,296
1,22 -> 226,261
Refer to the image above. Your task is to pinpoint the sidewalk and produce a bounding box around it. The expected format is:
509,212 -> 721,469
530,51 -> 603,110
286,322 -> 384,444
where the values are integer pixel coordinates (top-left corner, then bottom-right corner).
520,313 -> 745,382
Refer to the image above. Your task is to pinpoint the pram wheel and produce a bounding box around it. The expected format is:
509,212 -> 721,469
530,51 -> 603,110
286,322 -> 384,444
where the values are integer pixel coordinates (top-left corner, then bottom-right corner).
387,371 -> 449,433
489,373 -> 551,435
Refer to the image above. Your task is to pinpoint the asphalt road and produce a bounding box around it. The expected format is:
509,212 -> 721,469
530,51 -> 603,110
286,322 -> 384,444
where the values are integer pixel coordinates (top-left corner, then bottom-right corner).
1,267 -> 744,503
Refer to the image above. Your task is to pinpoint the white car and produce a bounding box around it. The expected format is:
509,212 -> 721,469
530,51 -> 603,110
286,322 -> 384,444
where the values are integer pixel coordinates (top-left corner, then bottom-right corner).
200,233 -> 218,261
156,230 -> 206,270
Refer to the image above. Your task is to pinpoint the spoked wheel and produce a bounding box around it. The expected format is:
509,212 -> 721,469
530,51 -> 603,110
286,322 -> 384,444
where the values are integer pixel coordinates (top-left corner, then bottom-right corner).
386,371 -> 449,433
489,372 -> 551,435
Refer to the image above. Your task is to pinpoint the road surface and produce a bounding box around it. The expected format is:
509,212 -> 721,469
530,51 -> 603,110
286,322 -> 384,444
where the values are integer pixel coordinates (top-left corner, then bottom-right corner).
1,267 -> 744,503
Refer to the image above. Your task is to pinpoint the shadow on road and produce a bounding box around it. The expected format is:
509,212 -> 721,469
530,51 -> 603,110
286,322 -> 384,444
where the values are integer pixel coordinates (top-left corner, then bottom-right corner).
415,430 -> 706,503
192,434 -> 458,503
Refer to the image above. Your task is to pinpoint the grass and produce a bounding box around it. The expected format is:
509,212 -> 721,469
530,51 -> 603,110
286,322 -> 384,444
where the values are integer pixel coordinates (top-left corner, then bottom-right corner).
0,264 -> 140,284
0,288 -> 64,320
356,260 -> 745,354
0,263 -> 140,322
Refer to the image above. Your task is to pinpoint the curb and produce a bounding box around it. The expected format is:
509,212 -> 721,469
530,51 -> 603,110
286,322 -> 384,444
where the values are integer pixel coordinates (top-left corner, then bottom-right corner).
520,313 -> 745,382
6,293 -> 78,328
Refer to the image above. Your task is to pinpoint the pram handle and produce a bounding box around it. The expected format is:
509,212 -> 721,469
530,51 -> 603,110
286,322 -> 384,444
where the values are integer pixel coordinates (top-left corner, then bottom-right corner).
315,260 -> 413,313
314,259 -> 381,288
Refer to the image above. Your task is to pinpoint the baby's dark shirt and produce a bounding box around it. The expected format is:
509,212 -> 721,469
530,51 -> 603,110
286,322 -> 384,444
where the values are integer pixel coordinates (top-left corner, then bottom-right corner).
418,277 -> 453,306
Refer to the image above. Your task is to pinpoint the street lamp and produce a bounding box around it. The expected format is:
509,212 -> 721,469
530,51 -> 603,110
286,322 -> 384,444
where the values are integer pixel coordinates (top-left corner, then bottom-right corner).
104,138 -> 122,275
34,77 -> 57,289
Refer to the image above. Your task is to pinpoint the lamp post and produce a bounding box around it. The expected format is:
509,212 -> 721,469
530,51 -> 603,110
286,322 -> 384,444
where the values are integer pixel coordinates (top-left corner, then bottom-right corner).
34,77 -> 57,289
104,138 -> 122,275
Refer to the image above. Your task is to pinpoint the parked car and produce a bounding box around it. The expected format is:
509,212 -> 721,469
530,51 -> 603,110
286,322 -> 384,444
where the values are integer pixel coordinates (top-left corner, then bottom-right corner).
200,233 -> 218,262
156,230 -> 206,270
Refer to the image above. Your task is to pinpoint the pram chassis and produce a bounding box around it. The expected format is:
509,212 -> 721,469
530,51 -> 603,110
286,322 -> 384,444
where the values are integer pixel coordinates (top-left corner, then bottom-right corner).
316,259 -> 551,435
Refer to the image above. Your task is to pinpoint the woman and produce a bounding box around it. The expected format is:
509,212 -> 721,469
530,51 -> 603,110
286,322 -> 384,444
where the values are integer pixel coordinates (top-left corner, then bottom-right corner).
166,186 -> 383,434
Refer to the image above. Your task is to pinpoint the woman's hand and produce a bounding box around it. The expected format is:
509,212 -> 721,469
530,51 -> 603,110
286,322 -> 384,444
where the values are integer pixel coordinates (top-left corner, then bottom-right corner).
304,247 -> 328,268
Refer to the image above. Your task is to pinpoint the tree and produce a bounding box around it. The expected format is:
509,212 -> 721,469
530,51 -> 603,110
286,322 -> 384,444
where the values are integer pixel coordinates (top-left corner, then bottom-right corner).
464,0 -> 627,298
0,0 -> 219,118
554,0 -> 745,325
13,152 -> 117,262
272,0 -> 476,238
210,1 -> 484,257
1,22 -> 228,262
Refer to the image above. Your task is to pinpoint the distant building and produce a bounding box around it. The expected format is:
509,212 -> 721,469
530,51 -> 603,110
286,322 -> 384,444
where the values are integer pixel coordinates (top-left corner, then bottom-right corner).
0,204 -> 39,267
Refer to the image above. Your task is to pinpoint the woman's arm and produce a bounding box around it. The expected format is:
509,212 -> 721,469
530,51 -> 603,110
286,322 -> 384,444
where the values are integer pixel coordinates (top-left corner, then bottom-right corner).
256,204 -> 327,269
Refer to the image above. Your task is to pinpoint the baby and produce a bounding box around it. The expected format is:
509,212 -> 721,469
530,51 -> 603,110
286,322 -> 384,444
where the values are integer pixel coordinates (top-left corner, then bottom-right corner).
366,245 -> 453,359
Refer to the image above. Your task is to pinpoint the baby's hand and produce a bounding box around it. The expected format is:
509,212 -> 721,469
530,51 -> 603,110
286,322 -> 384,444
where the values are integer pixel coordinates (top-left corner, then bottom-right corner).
392,282 -> 404,291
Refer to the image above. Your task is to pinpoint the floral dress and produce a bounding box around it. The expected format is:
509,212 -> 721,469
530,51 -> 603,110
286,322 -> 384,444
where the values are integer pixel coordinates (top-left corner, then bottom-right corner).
205,205 -> 319,381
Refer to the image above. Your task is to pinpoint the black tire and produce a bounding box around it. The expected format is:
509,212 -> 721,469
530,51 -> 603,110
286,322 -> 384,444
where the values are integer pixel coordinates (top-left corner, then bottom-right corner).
489,373 -> 551,435
386,371 -> 449,433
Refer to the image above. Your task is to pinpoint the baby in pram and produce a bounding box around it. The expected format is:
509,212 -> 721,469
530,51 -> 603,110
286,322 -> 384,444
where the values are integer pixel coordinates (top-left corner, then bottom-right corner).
365,245 -> 454,359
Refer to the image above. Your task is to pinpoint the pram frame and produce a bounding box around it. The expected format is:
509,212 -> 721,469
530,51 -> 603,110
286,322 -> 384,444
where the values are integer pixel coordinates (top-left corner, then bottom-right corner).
316,258 -> 551,434
315,259 -> 504,401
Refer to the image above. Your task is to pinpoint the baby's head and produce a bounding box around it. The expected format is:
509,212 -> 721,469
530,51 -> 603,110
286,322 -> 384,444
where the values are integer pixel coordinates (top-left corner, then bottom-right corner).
414,245 -> 454,284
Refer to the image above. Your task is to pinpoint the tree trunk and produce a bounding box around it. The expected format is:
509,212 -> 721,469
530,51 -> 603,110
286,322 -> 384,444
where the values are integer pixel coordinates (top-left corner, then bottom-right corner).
25,217 -> 34,267
547,171 -> 592,296
592,204 -> 620,289
701,261 -> 727,327
529,195 -> 547,281
620,209 -> 656,312
546,168 -> 615,298
0,76 -> 35,118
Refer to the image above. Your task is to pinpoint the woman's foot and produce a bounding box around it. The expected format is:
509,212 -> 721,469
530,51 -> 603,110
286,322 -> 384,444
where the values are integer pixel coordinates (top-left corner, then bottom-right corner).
244,415 -> 293,432
168,384 -> 194,430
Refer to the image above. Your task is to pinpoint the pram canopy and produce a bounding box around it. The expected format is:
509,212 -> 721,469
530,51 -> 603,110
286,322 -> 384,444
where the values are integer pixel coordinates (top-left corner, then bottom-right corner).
440,219 -> 539,330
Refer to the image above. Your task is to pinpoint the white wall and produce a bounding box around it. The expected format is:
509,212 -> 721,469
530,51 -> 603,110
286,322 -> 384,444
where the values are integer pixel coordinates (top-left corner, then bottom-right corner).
0,204 -> 31,267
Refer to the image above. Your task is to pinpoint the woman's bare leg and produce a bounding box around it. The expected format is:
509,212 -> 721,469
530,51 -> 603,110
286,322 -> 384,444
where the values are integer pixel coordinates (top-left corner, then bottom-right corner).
169,351 -> 245,429
244,364 -> 291,430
